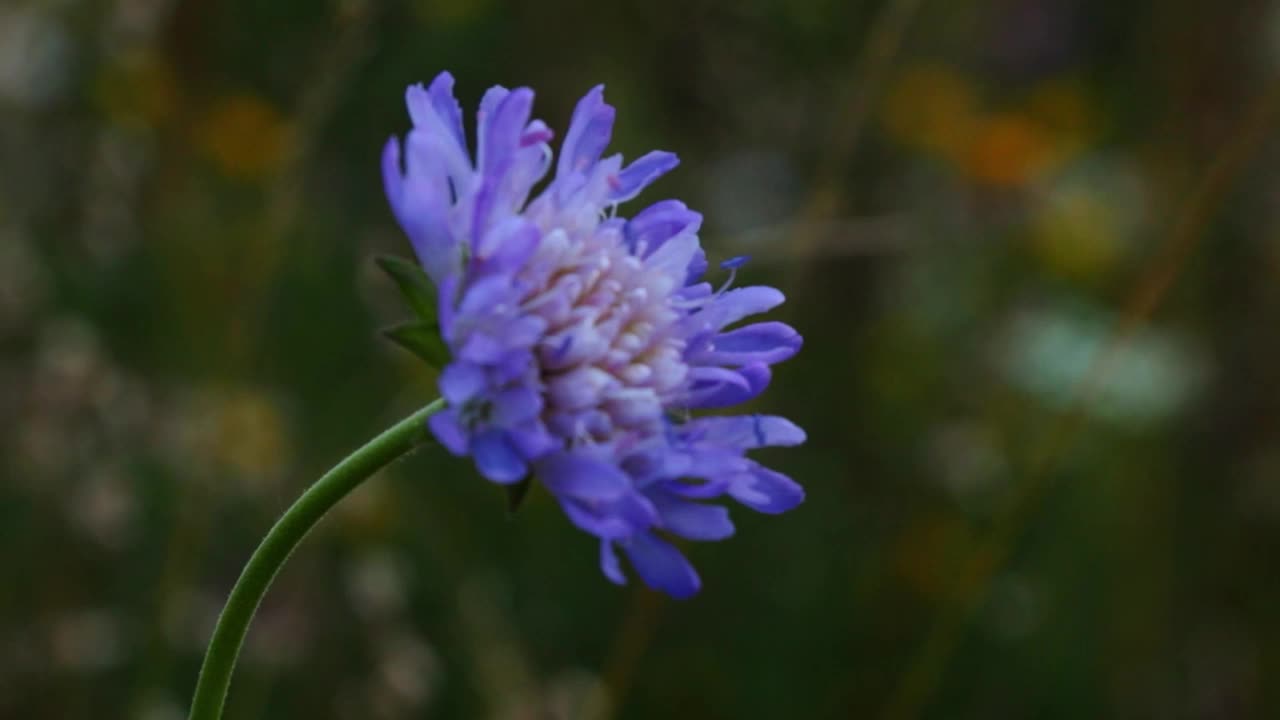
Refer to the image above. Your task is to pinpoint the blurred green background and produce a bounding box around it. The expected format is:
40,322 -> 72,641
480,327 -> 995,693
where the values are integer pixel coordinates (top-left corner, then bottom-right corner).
4,0 -> 1280,717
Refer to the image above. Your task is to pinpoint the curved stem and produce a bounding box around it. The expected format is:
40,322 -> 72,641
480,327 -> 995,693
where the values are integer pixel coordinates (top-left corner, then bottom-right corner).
187,399 -> 444,720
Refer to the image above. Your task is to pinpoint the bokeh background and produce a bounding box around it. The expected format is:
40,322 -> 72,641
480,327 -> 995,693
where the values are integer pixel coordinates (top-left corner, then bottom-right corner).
4,0 -> 1280,717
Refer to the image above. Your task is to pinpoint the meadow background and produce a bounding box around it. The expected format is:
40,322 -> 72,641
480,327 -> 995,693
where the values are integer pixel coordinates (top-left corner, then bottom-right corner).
3,0 -> 1280,717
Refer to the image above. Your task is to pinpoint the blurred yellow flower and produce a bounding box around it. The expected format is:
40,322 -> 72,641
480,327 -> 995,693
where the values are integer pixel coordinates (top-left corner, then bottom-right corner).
1030,182 -> 1123,279
194,94 -> 292,179
216,389 -> 291,482
163,386 -> 293,493
882,63 -> 979,164
1028,156 -> 1147,280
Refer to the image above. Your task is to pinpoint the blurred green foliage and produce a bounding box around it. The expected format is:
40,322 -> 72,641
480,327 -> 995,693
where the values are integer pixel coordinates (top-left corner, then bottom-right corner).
3,0 -> 1280,718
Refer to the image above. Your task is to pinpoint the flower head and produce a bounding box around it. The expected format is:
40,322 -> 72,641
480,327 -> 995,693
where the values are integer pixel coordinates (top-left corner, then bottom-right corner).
383,72 -> 804,598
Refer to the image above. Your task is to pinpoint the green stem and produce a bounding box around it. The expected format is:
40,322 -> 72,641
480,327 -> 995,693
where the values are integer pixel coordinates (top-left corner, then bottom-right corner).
187,399 -> 444,720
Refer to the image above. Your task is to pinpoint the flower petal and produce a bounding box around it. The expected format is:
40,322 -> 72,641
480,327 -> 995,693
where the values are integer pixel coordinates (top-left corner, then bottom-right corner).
536,451 -> 631,499
685,362 -> 772,409
686,415 -> 807,449
490,386 -> 542,425
438,362 -> 486,404
600,540 -> 626,585
651,493 -> 735,541
383,135 -> 461,284
698,321 -> 802,365
625,200 -> 702,258
474,216 -> 540,276
609,150 -> 679,203
622,533 -> 701,599
560,497 -> 633,539
427,409 -> 469,456
471,430 -> 527,483
558,85 -> 615,178
729,467 -> 805,514
408,72 -> 466,152
685,286 -> 786,334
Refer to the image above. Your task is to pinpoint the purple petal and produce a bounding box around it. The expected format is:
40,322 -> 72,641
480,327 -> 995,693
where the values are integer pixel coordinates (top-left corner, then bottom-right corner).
457,274 -> 519,316
645,230 -> 701,280
427,409 -> 469,456
729,467 -> 804,514
423,72 -> 466,151
618,492 -> 660,529
560,498 -> 633,539
521,119 -> 553,147
474,88 -> 535,233
685,362 -> 772,409
404,81 -> 472,181
608,150 -> 679,203
622,533 -> 701,599
382,137 -> 404,205
657,476 -> 733,499
558,85 -> 615,178
696,322 -> 803,366
383,135 -> 458,284
685,247 -> 709,284
686,415 -> 807,449
407,74 -> 463,145
506,424 -> 556,458
625,200 -> 702,258
480,88 -> 534,177
490,386 -> 542,425
535,451 -> 631,500
471,430 -> 527,484
474,216 -> 540,275
438,363 -> 486,405
600,540 -> 626,585
621,446 -> 692,483
475,85 -> 510,169
686,286 -> 786,333
650,494 -> 735,541
456,332 -> 505,365
684,447 -> 753,478
687,365 -> 750,391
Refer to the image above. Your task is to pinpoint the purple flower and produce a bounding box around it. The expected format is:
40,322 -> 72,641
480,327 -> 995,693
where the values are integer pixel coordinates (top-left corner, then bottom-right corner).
383,72 -> 804,598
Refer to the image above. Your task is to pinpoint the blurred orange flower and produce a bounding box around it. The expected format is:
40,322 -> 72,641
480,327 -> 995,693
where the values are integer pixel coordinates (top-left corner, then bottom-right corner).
194,94 -> 293,179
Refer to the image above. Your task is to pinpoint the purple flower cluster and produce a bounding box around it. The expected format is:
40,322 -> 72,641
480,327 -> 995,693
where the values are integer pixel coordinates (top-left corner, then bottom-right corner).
383,72 -> 804,598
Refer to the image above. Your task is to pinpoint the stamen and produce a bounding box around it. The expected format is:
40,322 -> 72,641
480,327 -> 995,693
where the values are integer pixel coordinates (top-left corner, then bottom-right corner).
715,255 -> 750,295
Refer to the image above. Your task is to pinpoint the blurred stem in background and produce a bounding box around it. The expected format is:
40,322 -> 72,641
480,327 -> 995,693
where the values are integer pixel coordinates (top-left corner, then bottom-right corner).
186,399 -> 443,720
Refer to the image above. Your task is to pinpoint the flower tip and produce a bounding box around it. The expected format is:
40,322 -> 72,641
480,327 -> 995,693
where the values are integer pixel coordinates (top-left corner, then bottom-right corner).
381,136 -> 405,210
404,81 -> 427,107
381,135 -> 401,169
430,70 -> 456,89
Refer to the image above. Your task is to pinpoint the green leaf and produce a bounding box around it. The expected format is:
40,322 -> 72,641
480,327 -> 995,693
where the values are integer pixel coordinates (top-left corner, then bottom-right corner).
382,321 -> 450,369
504,476 -> 533,516
375,255 -> 437,321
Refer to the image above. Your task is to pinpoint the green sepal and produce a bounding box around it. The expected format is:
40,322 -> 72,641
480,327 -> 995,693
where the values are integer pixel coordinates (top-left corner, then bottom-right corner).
375,255 -> 437,322
382,321 -> 450,369
505,476 -> 533,516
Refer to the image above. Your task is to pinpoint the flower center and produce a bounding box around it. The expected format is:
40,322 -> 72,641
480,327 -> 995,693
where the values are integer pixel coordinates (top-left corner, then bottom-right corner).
516,226 -> 688,446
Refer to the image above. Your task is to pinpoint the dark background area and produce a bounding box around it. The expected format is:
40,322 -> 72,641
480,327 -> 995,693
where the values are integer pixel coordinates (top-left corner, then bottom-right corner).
3,0 -> 1280,717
